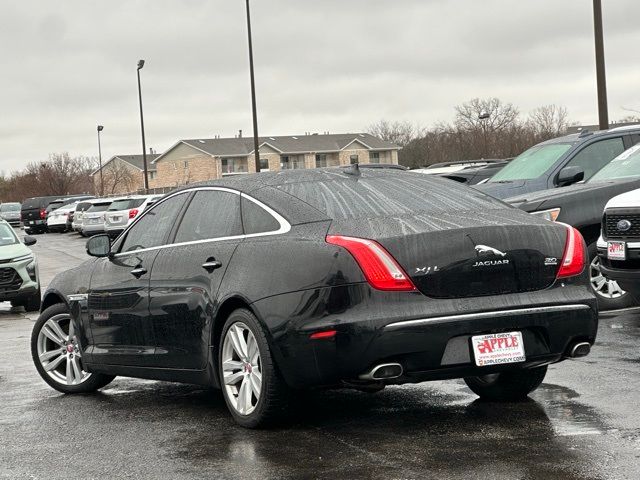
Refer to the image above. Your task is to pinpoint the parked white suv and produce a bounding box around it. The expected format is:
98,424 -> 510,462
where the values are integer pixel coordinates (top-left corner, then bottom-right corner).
71,200 -> 95,233
80,199 -> 113,236
46,202 -> 79,233
104,195 -> 162,238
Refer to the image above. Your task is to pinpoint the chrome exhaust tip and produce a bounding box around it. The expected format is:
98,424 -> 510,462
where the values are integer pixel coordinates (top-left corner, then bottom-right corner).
359,363 -> 403,381
569,342 -> 591,358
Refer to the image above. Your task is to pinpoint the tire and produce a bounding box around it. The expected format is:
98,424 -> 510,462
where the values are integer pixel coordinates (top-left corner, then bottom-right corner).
464,366 -> 547,401
218,308 -> 289,428
587,241 -> 639,310
31,303 -> 115,394
24,287 -> 42,312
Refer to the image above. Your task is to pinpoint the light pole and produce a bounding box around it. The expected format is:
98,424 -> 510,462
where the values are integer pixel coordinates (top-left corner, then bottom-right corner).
97,125 -> 104,196
593,0 -> 608,130
137,59 -> 149,190
245,0 -> 261,172
478,110 -> 490,159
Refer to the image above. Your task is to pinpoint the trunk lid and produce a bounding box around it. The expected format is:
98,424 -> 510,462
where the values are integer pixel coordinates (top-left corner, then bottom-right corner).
328,209 -> 567,299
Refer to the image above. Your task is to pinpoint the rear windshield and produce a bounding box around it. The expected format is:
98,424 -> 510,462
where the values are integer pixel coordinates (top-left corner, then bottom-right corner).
589,144 -> 640,183
46,201 -> 64,211
0,203 -> 20,212
0,224 -> 18,246
108,198 -> 146,211
76,202 -> 92,211
87,203 -> 111,212
490,143 -> 573,182
278,172 -> 504,219
22,197 -> 53,210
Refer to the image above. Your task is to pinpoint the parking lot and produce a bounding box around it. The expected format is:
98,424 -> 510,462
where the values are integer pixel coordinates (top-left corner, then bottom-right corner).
0,231 -> 637,479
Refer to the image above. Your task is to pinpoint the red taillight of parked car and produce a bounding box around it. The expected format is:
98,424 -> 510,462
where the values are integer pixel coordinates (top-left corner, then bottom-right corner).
39,208 -> 46,219
326,235 -> 416,291
129,208 -> 139,219
557,225 -> 586,279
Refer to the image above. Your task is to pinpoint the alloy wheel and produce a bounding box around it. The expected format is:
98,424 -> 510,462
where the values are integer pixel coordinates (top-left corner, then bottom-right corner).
589,255 -> 626,299
36,313 -> 92,386
221,322 -> 262,416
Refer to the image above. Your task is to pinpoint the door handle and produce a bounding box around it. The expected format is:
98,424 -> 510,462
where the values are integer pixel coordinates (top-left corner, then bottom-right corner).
130,266 -> 147,278
202,259 -> 222,272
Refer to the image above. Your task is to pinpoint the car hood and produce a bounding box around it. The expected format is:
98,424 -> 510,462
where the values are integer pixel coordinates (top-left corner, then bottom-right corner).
473,180 -> 526,199
507,180 -> 638,211
0,242 -> 32,261
605,187 -> 640,210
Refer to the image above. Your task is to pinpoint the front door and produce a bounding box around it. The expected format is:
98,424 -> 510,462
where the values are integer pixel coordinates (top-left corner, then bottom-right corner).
148,189 -> 243,369
86,192 -> 191,366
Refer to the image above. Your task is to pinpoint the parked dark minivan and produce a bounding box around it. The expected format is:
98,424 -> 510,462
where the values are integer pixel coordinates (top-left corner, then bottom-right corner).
475,126 -> 640,200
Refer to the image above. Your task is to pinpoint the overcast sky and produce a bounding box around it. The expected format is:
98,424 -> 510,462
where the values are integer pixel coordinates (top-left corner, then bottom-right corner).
1,0 -> 639,173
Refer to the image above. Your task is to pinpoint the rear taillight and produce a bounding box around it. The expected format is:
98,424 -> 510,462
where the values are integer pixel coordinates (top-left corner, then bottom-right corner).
326,235 -> 416,291
557,226 -> 586,279
129,208 -> 139,219
39,208 -> 46,219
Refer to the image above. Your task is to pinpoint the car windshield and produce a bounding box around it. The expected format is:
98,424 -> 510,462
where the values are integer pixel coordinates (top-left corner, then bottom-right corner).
589,144 -> 640,183
87,203 -> 111,212
0,203 -> 20,212
0,224 -> 18,246
108,198 -> 146,211
489,143 -> 573,182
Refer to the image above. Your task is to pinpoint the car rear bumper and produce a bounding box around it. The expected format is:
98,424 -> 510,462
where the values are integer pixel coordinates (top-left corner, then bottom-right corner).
252,282 -> 598,389
82,224 -> 105,235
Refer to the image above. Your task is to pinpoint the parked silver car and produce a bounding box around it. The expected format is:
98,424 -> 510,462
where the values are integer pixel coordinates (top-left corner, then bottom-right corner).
80,199 -> 113,236
71,200 -> 95,233
0,202 -> 21,227
103,195 -> 161,238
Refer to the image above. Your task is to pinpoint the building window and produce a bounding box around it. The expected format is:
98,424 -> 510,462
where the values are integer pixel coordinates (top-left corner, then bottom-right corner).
281,155 -> 305,170
350,154 -> 359,165
149,171 -> 157,180
259,158 -> 269,171
222,157 -> 249,175
370,152 -> 380,162
316,154 -> 327,168
183,160 -> 189,169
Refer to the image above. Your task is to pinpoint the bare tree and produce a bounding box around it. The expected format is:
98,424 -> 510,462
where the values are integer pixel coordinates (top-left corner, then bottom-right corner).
527,105 -> 569,139
102,160 -> 139,194
454,98 -> 520,133
366,120 -> 424,148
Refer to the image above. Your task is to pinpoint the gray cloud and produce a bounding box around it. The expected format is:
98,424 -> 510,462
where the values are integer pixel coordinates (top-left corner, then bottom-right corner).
0,0 -> 638,173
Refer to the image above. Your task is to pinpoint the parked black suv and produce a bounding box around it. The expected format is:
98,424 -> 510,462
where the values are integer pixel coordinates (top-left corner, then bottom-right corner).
475,125 -> 640,199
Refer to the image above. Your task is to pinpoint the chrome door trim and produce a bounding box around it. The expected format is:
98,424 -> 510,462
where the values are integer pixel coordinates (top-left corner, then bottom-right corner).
383,304 -> 592,331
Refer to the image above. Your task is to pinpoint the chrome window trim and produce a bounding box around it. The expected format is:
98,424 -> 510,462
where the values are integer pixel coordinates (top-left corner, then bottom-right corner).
113,186 -> 291,258
383,304 -> 592,331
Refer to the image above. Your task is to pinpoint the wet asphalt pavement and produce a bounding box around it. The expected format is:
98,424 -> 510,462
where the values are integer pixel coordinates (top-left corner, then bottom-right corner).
1,232 -> 639,479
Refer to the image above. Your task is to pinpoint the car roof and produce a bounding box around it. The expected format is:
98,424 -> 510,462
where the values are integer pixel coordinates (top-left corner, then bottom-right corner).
538,125 -> 640,147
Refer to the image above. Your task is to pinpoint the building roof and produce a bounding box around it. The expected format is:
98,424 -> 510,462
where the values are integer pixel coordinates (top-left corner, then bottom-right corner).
153,133 -> 400,164
91,154 -> 160,176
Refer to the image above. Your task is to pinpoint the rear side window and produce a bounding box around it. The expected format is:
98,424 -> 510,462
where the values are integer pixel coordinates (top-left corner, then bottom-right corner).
564,137 -> 625,180
120,193 -> 188,252
174,190 -> 242,243
241,197 -> 280,234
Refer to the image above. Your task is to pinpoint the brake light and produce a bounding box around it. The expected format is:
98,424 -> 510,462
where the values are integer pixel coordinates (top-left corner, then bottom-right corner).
557,226 -> 586,278
129,208 -> 139,219
310,330 -> 337,340
326,235 -> 416,291
39,208 -> 46,219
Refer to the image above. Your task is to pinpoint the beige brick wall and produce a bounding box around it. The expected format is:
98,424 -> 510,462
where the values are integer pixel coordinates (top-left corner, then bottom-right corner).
338,148 -> 370,166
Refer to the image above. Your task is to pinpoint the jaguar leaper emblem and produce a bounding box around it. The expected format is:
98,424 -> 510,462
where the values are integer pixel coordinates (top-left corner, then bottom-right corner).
617,219 -> 632,232
475,245 -> 507,257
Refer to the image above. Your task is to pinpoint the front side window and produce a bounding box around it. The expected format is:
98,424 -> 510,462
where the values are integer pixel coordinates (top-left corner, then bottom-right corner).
174,190 -> 242,243
119,193 -> 188,252
589,144 -> 640,183
563,137 -> 626,181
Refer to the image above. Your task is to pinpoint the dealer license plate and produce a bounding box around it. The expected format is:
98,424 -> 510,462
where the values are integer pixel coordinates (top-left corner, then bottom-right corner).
471,331 -> 526,367
607,241 -> 626,261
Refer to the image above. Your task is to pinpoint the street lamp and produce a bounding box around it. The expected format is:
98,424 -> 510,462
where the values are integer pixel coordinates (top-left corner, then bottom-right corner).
478,111 -> 490,158
245,0 -> 261,172
593,0 -> 608,130
97,125 -> 104,196
137,59 -> 149,190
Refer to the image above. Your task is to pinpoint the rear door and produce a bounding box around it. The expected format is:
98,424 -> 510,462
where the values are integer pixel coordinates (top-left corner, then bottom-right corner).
86,192 -> 190,366
147,188 -> 243,369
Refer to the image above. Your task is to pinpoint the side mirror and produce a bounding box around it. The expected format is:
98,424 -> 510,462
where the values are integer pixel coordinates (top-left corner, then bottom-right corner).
557,166 -> 584,185
23,235 -> 37,246
86,234 -> 111,258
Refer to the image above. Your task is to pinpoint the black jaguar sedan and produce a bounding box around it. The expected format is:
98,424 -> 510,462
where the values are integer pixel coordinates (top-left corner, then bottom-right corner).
31,167 -> 597,428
